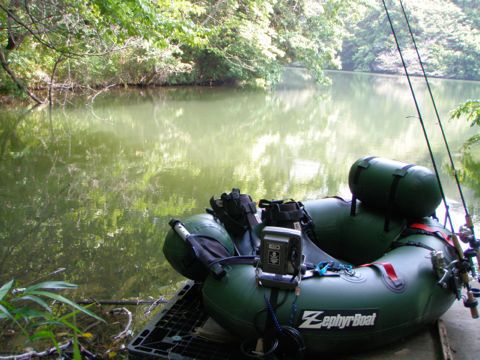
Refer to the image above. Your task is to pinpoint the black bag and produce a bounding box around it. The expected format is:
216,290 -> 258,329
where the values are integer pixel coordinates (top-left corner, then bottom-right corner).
208,188 -> 259,237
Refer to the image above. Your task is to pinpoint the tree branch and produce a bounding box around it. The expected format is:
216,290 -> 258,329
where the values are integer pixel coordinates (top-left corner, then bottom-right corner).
0,3 -> 128,58
48,54 -> 64,106
201,0 -> 227,26
0,47 -> 43,104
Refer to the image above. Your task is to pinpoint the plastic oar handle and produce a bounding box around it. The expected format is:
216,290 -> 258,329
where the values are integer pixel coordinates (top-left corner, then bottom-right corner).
169,218 -> 190,241
168,218 -> 226,280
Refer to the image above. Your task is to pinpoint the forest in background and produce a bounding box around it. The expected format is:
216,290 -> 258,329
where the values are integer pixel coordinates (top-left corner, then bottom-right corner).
342,0 -> 480,80
0,0 -> 479,104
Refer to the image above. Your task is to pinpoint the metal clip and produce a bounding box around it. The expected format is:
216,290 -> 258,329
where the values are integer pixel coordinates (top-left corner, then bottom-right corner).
458,225 -> 473,244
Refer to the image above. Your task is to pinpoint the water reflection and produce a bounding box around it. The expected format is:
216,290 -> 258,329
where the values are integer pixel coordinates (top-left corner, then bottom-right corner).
0,71 -> 479,299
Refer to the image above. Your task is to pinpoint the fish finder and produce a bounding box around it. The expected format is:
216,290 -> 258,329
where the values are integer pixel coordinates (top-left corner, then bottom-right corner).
256,226 -> 303,290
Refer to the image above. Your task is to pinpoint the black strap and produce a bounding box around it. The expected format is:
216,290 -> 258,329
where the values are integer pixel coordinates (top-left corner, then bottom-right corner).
185,234 -> 231,279
384,164 -> 415,231
352,156 -> 377,184
260,200 -> 303,228
391,240 -> 435,252
208,188 -> 259,236
350,156 -> 376,216
243,200 -> 259,230
400,225 -> 454,248
210,255 -> 257,267
260,200 -> 322,249
350,195 -> 358,217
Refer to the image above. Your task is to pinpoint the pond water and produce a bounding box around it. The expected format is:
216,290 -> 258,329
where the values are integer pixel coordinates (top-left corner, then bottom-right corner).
1,70 -> 479,301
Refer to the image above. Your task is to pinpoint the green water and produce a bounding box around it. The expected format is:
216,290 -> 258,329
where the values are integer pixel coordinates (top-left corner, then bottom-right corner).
1,70 -> 479,300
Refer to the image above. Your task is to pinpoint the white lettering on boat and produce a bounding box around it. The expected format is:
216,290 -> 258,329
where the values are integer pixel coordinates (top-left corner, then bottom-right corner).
299,310 -> 378,330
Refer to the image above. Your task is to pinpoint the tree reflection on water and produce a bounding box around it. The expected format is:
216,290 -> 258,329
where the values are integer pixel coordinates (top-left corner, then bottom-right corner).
0,72 -> 479,302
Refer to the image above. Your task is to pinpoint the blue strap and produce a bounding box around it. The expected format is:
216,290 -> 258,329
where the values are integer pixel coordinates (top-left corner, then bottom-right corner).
289,294 -> 299,326
264,294 -> 283,334
315,262 -> 330,276
315,261 -> 353,276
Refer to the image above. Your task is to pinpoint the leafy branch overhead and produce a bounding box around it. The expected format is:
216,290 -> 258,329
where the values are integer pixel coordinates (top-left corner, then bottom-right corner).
0,0 -> 353,102
451,100 -> 480,128
449,99 -> 480,199
451,100 -> 480,149
0,0 -> 479,103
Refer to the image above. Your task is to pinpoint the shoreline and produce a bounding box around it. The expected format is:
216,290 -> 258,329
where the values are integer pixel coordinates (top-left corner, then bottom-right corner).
2,69 -> 479,107
324,68 -> 480,84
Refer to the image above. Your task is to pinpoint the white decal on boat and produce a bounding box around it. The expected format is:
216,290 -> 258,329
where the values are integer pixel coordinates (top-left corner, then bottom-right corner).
299,310 -> 378,330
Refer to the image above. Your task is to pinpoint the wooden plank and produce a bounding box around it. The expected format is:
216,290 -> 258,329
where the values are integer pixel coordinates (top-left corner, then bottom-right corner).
437,319 -> 455,360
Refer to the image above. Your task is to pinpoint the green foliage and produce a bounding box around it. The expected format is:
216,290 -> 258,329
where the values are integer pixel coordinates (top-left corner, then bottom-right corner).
0,279 -> 103,353
451,100 -> 480,129
456,148 -> 480,202
450,100 -> 480,202
1,0 -> 479,97
342,0 -> 480,80
0,0 -> 206,94
1,0 -> 353,95
451,100 -> 480,149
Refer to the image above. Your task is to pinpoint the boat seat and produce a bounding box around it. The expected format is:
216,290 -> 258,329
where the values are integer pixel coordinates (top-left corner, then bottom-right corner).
301,231 -> 345,266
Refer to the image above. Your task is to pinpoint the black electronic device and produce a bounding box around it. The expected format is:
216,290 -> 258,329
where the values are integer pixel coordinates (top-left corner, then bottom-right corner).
256,226 -> 303,290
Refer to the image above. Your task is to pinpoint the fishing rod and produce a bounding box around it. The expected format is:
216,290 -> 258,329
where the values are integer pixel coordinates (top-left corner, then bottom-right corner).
380,0 -> 453,232
381,0 -> 479,318
397,0 -> 480,270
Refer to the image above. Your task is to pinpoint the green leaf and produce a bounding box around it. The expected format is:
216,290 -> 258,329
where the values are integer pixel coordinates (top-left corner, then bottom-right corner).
35,318 -> 82,335
57,307 -> 83,323
31,329 -> 60,354
25,281 -> 78,292
12,307 -> 49,320
0,280 -> 14,301
73,335 -> 82,360
28,290 -> 104,322
0,303 -> 14,321
0,303 -> 30,337
53,317 -> 82,335
463,134 -> 480,149
13,295 -> 52,312
31,328 -> 56,341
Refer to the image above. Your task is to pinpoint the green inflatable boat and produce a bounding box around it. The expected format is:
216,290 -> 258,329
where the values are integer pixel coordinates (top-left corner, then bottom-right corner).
163,156 -> 475,357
